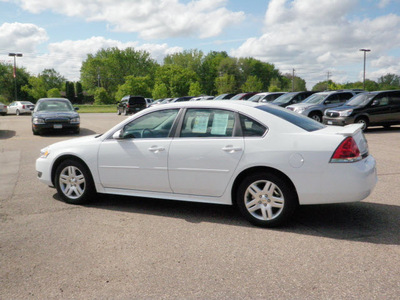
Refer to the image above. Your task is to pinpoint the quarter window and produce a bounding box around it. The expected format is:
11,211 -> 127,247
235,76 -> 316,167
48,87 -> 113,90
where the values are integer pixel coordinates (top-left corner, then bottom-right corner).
239,114 -> 266,137
180,109 -> 235,138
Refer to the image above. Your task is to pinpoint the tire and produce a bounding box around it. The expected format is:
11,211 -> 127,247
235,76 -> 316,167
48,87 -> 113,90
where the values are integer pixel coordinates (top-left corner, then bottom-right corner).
32,128 -> 40,135
16,109 -> 20,116
117,108 -> 121,115
309,112 -> 322,123
236,172 -> 298,227
124,108 -> 128,116
55,159 -> 95,204
355,117 -> 368,131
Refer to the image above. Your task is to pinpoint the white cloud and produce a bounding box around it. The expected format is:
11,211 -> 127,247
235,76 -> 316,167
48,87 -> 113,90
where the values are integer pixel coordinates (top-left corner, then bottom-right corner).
18,37 -> 183,81
0,22 -> 48,52
231,0 -> 400,88
10,0 -> 245,39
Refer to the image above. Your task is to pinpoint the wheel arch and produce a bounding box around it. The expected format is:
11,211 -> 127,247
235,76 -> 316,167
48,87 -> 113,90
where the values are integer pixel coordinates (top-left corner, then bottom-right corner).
231,166 -> 299,206
51,155 -> 94,187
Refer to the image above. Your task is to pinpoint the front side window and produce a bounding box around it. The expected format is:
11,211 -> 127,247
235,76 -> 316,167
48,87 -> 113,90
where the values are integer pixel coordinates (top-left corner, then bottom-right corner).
121,109 -> 179,139
180,109 -> 235,138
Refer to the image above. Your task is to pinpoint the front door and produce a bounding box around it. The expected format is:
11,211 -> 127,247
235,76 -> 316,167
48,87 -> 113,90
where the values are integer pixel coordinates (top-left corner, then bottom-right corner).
98,109 -> 179,192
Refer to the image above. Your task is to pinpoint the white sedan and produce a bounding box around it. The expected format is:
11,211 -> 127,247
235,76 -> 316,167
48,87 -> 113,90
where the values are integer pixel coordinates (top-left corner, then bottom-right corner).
36,101 -> 377,227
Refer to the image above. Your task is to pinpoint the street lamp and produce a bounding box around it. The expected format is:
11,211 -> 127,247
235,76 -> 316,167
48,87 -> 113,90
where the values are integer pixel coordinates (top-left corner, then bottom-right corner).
359,49 -> 370,90
8,52 -> 23,101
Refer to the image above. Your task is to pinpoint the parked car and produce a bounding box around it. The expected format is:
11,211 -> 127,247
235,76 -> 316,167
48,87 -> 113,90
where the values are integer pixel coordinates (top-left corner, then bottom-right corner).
117,95 -> 148,115
0,102 -> 7,116
248,92 -> 286,103
170,96 -> 194,103
31,98 -> 80,135
36,101 -> 376,227
213,93 -> 237,100
7,101 -> 35,115
271,91 -> 316,107
230,92 -> 257,100
286,90 -> 361,122
190,96 -> 214,101
323,90 -> 400,130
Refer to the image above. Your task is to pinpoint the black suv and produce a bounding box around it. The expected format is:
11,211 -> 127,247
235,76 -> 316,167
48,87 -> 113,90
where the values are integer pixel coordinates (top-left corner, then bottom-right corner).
117,95 -> 148,115
323,90 -> 400,130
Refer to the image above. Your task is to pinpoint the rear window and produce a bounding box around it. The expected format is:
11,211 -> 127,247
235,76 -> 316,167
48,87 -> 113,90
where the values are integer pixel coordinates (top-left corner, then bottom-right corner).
256,105 -> 325,132
129,97 -> 146,105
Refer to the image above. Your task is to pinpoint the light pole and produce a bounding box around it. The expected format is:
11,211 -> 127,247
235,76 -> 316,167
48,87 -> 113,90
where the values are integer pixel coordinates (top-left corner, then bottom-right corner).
359,49 -> 370,90
8,52 -> 23,101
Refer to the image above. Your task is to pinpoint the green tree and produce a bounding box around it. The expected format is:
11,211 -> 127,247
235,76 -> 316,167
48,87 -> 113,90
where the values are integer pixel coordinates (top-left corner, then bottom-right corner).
75,82 -> 84,103
0,62 -> 31,102
238,57 -> 280,91
47,88 -> 61,98
22,76 -> 47,100
268,78 -> 283,92
378,73 -> 400,90
215,74 -> 236,94
164,49 -> 204,74
41,69 -> 65,91
80,47 -> 158,99
65,81 -> 75,101
155,64 -> 198,97
152,83 -> 169,99
241,75 -> 263,92
115,75 -> 152,100
189,81 -> 203,96
94,87 -> 112,104
198,51 -> 228,95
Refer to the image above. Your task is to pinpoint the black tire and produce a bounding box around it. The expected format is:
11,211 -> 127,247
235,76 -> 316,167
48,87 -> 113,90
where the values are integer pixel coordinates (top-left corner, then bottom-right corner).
32,127 -> 40,135
54,159 -> 95,204
236,172 -> 298,227
309,112 -> 322,123
355,117 -> 368,131
16,109 -> 20,116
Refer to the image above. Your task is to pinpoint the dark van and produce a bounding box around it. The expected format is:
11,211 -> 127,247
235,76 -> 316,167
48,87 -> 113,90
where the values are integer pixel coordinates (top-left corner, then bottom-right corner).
323,90 -> 400,130
117,95 -> 148,115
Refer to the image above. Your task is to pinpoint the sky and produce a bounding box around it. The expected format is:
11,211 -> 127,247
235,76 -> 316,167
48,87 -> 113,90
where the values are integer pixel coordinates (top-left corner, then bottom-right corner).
0,0 -> 399,90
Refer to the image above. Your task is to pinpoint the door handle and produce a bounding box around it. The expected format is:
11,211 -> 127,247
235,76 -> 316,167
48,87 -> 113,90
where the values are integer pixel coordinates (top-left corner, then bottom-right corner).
148,146 -> 165,153
222,145 -> 242,153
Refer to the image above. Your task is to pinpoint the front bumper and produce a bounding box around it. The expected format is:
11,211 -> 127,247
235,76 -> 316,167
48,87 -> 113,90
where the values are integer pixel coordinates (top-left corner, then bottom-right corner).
323,116 -> 355,126
32,123 -> 80,132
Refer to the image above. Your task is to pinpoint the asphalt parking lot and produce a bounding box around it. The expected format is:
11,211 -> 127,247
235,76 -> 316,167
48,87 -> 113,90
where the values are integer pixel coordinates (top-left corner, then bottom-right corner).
1,113 -> 399,299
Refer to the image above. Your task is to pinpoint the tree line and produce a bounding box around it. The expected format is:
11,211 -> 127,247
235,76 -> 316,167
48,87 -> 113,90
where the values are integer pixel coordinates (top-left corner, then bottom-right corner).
1,47 -> 399,104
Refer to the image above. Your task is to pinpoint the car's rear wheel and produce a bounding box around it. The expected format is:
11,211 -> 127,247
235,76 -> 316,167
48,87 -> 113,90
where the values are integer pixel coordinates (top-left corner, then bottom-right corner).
55,159 -> 95,204
309,112 -> 322,122
355,117 -> 368,131
236,172 -> 298,227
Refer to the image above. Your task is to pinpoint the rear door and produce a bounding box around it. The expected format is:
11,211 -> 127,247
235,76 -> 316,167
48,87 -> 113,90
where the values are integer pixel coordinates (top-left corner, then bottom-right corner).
168,108 -> 244,197
388,91 -> 400,122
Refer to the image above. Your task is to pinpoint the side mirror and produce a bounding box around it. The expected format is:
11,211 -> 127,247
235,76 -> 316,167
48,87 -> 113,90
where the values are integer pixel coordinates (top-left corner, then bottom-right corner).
324,100 -> 331,104
112,129 -> 123,139
74,107 -> 79,111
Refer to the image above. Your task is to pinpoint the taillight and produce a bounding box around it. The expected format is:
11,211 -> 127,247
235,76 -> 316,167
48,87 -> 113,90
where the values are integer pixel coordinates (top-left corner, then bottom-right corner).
330,137 -> 361,163
22,105 -> 25,109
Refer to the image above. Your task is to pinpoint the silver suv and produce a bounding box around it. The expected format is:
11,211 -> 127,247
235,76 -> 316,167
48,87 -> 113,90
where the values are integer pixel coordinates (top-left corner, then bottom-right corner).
286,90 -> 361,122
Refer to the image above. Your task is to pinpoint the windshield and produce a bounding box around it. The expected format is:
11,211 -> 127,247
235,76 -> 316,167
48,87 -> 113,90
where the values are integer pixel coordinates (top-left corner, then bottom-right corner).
230,93 -> 245,100
36,100 -> 74,112
248,94 -> 264,102
214,94 -> 227,100
345,93 -> 375,106
303,94 -> 327,104
273,93 -> 296,104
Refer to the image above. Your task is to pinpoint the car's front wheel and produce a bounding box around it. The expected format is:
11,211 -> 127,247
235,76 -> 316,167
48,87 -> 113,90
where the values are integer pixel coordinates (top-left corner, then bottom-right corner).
309,112 -> 322,122
236,172 -> 298,227
16,109 -> 20,116
355,117 -> 369,131
55,159 -> 95,204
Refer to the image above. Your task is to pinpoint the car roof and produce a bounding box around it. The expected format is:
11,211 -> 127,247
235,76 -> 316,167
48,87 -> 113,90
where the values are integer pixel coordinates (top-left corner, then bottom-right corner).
38,98 -> 70,102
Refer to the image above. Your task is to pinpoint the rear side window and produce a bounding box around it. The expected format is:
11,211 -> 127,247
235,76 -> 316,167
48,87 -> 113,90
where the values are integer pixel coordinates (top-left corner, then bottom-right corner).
389,91 -> 400,105
256,105 -> 325,132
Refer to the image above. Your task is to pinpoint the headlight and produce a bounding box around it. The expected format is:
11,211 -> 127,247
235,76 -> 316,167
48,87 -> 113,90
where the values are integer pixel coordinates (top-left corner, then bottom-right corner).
33,117 -> 45,124
40,147 -> 50,158
294,107 -> 305,113
70,117 -> 80,124
339,109 -> 353,117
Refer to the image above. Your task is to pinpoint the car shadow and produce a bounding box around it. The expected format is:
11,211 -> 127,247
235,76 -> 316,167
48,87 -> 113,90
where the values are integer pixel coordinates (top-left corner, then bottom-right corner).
38,128 -> 97,137
364,125 -> 400,134
53,193 -> 400,246
0,130 -> 16,139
